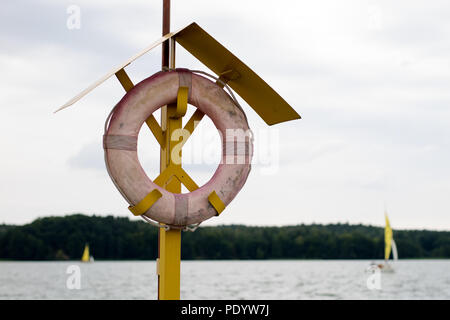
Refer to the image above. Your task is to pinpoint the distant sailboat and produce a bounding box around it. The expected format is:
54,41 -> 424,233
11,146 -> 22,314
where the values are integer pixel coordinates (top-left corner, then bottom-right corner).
81,244 -> 94,262
381,212 -> 397,272
367,212 -> 398,273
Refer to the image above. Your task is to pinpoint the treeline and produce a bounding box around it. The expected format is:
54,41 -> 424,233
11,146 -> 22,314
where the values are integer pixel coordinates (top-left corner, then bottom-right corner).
0,214 -> 449,260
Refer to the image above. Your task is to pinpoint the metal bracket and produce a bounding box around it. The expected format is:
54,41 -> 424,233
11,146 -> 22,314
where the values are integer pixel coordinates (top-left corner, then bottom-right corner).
128,189 -> 163,216
115,68 -> 135,92
216,69 -> 240,88
208,191 -> 226,215
145,115 -> 164,146
173,86 -> 188,118
153,164 -> 199,192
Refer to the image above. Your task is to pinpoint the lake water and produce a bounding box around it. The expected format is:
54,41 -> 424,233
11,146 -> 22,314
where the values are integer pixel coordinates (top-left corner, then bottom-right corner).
0,260 -> 449,300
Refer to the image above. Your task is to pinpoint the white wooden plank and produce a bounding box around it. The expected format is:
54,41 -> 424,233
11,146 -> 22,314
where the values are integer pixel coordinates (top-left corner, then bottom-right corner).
54,24 -> 191,113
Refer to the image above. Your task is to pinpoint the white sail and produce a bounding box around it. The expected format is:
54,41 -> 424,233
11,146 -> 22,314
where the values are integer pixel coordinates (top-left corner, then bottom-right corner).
391,239 -> 398,261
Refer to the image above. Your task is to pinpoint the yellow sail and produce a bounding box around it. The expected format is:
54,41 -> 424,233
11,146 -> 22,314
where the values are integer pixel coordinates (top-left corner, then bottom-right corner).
81,244 -> 90,262
384,213 -> 393,260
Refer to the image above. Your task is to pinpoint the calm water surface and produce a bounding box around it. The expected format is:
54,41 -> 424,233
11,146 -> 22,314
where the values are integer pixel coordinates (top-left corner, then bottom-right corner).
0,260 -> 449,299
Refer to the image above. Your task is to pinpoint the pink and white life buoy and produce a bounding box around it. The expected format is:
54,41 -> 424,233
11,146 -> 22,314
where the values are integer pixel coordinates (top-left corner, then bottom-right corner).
103,69 -> 253,228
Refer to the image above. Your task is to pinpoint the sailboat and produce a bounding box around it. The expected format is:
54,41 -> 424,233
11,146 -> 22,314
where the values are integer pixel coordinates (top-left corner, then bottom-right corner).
367,212 -> 398,273
81,244 -> 94,262
382,212 -> 397,272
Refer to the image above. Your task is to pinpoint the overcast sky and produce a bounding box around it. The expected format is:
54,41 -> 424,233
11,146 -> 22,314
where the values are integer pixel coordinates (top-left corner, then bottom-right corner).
1,0 -> 449,230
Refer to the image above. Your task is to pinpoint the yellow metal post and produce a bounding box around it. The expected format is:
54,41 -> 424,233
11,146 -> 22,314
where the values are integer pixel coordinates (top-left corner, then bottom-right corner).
158,100 -> 182,300
158,0 -> 181,300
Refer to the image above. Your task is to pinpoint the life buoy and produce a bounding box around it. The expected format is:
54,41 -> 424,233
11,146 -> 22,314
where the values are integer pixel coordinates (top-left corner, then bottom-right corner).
103,69 -> 253,227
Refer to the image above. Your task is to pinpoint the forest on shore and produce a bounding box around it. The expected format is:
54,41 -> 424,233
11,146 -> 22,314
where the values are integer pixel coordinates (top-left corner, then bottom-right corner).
0,214 -> 449,260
